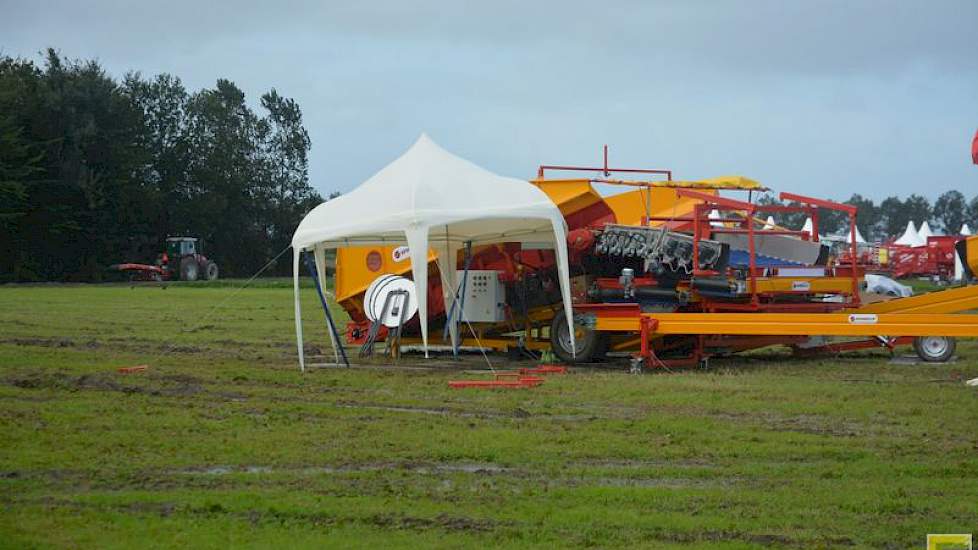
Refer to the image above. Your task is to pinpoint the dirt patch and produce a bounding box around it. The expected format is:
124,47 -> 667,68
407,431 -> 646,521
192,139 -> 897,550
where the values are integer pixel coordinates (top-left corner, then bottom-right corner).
370,512 -> 501,532
578,458 -> 717,469
1,337 -> 95,349
172,461 -> 515,477
708,410 -> 866,438
5,371 -> 205,398
5,496 -> 508,534
333,400 -> 596,421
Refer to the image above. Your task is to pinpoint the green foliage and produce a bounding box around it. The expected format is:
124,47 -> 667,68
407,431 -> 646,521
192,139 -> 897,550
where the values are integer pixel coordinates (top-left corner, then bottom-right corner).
0,50 -> 326,282
880,194 -> 933,239
845,193 -> 880,241
934,191 -> 967,234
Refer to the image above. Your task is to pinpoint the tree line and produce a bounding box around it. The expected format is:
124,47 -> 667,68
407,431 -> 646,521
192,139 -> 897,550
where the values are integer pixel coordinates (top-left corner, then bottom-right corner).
0,49 -> 329,282
757,191 -> 975,240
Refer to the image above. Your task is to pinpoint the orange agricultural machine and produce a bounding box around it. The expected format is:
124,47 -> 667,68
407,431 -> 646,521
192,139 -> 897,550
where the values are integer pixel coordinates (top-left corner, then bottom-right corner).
331,151 -> 978,367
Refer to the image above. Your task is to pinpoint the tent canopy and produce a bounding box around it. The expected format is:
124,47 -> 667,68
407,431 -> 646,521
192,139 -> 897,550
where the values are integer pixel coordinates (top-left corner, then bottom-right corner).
917,220 -> 934,240
845,224 -> 866,244
291,134 -> 575,370
893,221 -> 924,247
800,217 -> 814,237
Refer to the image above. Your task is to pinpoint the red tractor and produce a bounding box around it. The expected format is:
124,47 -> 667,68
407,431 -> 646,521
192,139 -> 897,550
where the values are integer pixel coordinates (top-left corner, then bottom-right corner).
111,237 -> 219,282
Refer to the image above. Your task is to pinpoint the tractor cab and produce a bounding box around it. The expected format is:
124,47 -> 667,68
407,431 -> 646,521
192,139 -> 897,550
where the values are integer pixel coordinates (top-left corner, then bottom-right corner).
163,237 -> 218,281
166,237 -> 200,258
169,238 -> 194,257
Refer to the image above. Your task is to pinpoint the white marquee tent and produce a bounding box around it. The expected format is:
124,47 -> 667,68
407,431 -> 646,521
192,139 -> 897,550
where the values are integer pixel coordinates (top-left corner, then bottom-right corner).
893,221 -> 924,247
800,217 -> 814,237
290,134 -> 575,370
845,224 -> 866,244
918,220 -> 934,240
961,223 -> 972,236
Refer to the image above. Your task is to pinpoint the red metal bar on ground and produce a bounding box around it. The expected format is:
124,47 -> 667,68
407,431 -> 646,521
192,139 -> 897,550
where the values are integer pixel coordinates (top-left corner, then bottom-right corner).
448,376 -> 545,389
117,365 -> 149,374
520,365 -> 567,375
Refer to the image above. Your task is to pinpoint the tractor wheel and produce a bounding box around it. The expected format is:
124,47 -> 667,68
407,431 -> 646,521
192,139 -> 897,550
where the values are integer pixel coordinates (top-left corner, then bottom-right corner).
550,310 -> 609,364
180,257 -> 199,281
205,261 -> 219,281
913,336 -> 956,363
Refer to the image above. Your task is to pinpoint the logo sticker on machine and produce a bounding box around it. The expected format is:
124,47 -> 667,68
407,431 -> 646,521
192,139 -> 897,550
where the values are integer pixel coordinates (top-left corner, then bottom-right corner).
392,246 -> 411,262
848,314 -> 878,325
791,281 -> 811,291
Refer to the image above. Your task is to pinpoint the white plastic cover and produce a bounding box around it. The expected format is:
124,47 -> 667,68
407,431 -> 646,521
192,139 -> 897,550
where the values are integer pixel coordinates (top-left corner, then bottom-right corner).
290,134 -> 575,370
893,221 -> 924,247
864,274 -> 912,298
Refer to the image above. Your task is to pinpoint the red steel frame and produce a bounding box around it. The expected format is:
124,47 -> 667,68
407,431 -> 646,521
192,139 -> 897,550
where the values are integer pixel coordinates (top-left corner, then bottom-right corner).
583,190 -> 875,368
537,145 -> 673,181
676,189 -> 862,310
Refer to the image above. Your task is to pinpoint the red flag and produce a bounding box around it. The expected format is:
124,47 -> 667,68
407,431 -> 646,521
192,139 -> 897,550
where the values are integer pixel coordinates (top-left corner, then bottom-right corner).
973,129 -> 978,164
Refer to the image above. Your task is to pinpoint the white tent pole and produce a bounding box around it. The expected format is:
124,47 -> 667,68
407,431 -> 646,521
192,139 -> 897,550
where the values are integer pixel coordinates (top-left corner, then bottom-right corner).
551,214 -> 576,357
314,246 -> 340,365
405,226 -> 430,358
293,247 -> 305,372
435,235 -> 461,354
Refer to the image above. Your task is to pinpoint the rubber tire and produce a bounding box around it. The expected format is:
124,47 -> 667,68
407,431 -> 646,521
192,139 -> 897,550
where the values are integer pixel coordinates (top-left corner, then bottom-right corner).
550,310 -> 609,364
913,336 -> 956,363
205,261 -> 219,281
180,257 -> 199,281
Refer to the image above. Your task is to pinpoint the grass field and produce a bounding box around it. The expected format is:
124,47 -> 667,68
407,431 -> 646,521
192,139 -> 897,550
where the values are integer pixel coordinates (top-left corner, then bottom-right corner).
1,282 -> 977,548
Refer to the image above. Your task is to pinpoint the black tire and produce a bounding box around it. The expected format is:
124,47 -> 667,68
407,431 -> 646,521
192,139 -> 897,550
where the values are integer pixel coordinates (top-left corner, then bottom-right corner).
913,336 -> 956,363
550,310 -> 609,364
180,257 -> 199,281
205,261 -> 219,281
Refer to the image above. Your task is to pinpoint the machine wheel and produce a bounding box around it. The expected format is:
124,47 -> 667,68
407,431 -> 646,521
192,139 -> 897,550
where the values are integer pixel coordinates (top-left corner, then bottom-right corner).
913,336 -> 956,363
180,257 -> 199,281
205,261 -> 219,281
550,310 -> 609,364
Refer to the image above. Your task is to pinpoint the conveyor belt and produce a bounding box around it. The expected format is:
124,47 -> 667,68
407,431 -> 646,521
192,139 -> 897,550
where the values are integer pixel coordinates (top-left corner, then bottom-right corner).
856,284 -> 978,315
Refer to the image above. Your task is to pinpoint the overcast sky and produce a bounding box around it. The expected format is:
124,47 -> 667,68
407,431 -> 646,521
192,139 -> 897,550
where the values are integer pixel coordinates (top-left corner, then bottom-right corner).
3,0 -> 976,201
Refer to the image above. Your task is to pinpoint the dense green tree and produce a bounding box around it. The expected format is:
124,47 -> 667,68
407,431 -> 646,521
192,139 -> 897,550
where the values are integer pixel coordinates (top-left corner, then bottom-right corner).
845,194 -> 881,241
879,194 -> 932,238
934,190 -> 968,234
0,49 -> 324,281
968,196 -> 978,230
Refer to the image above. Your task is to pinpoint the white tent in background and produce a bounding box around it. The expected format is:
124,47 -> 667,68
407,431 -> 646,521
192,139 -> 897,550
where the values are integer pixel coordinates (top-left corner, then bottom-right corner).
290,134 -> 575,371
961,223 -> 972,236
845,224 -> 867,244
709,209 -> 723,228
800,217 -> 814,237
763,216 -> 776,230
893,221 -> 924,247
918,220 -> 934,240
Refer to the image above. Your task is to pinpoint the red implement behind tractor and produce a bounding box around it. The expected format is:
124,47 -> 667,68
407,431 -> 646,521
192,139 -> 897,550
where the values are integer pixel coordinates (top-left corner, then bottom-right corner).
111,237 -> 219,282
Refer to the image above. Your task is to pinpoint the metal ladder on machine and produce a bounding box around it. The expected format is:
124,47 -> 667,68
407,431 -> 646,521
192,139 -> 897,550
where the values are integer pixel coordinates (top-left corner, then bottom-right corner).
359,289 -> 411,359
